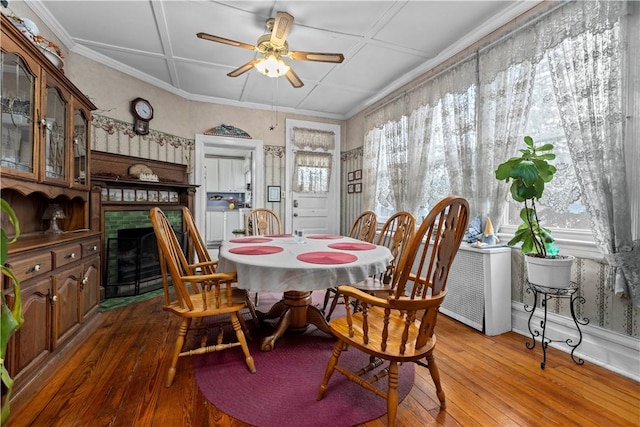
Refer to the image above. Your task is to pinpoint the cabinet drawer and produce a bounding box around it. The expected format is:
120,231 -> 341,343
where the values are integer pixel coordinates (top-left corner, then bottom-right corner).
81,238 -> 101,257
6,252 -> 53,283
52,244 -> 82,268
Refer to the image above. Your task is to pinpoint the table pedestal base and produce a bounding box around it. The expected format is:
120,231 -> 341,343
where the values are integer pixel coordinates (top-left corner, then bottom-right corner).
258,290 -> 332,351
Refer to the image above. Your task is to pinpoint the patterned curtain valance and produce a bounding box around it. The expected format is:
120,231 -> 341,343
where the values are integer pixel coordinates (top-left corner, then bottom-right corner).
292,127 -> 335,151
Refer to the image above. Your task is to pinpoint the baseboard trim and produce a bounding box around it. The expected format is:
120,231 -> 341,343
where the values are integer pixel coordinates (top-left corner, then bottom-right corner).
511,302 -> 640,381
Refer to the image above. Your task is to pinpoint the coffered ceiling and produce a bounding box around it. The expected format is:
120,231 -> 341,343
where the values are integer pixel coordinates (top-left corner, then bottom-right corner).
27,1 -> 539,119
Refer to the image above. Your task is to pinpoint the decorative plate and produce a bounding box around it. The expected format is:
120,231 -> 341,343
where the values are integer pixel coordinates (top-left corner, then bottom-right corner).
204,124 -> 251,138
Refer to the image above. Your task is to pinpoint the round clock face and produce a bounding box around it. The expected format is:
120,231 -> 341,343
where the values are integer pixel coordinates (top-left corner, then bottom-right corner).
134,100 -> 153,120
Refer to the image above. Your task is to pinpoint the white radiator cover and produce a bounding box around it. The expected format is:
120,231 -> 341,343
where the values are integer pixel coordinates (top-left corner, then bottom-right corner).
440,245 -> 512,335
412,242 -> 512,335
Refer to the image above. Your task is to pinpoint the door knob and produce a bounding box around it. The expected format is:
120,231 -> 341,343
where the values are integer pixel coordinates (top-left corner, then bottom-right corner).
293,213 -> 298,217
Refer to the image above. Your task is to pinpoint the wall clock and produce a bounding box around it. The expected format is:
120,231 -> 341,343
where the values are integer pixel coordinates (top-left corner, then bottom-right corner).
131,97 -> 153,135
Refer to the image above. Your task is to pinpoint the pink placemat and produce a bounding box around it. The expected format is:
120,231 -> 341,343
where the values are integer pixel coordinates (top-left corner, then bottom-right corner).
265,234 -> 293,238
297,251 -> 357,264
229,246 -> 283,255
306,234 -> 343,240
328,242 -> 377,251
229,237 -> 273,243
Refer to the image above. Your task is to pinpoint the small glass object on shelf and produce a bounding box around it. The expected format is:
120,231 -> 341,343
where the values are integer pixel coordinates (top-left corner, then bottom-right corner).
1,52 -> 35,173
44,86 -> 67,180
72,109 -> 88,185
42,203 -> 65,234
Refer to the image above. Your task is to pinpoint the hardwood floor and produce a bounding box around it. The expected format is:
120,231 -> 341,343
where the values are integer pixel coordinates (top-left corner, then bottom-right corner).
7,292 -> 640,427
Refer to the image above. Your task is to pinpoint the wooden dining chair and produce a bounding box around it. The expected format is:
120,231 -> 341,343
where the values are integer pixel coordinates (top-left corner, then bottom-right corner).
323,211 -> 416,321
150,207 -> 256,387
243,208 -> 282,305
322,210 -> 378,315
348,210 -> 378,242
244,208 -> 282,236
181,206 -> 258,325
317,196 -> 469,427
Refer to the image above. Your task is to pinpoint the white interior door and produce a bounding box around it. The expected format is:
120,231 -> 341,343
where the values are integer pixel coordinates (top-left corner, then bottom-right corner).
285,120 -> 340,235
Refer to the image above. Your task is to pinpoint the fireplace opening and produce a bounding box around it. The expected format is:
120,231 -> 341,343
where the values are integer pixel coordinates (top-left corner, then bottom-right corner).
105,226 -> 185,298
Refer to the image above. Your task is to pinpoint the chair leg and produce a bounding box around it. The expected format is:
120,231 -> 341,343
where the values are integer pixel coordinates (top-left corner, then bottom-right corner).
425,352 -> 446,409
321,287 -> 335,314
387,362 -> 399,427
230,312 -> 256,373
166,318 -> 191,387
318,340 -> 345,400
325,289 -> 341,321
244,290 -> 260,328
236,310 -> 252,341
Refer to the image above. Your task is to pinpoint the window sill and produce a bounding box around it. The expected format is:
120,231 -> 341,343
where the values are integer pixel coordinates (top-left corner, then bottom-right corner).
497,226 -> 603,260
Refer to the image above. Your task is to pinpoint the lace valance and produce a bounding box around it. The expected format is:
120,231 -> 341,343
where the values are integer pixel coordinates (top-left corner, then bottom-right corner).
292,127 -> 335,151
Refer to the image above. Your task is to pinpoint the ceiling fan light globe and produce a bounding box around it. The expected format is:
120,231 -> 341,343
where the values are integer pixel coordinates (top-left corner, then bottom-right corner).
256,55 -> 290,78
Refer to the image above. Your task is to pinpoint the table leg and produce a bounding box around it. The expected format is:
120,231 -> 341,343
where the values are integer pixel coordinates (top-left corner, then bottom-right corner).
259,290 -> 333,351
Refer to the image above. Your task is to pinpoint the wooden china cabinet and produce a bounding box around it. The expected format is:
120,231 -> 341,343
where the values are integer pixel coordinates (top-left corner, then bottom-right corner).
1,14 -> 99,403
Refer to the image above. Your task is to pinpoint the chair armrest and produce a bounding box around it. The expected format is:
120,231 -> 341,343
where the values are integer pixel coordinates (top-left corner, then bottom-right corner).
337,285 -> 392,308
390,291 -> 446,310
190,260 -> 218,270
182,272 -> 237,284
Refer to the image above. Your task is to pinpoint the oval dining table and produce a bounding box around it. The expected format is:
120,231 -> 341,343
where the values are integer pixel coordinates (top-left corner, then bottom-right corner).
217,234 -> 392,351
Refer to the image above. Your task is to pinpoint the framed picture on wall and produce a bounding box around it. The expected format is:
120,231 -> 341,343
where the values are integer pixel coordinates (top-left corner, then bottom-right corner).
348,171 -> 355,181
354,169 -> 362,180
354,183 -> 362,193
348,184 -> 354,193
268,185 -> 281,202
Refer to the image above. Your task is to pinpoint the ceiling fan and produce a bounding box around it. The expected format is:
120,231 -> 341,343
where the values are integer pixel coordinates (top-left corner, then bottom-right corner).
197,11 -> 344,88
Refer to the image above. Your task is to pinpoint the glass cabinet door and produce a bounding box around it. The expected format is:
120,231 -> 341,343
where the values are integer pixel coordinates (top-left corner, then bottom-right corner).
72,108 -> 88,186
44,85 -> 67,180
1,52 -> 35,174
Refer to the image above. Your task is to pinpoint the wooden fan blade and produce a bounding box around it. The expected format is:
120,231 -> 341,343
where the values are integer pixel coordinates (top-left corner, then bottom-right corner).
285,68 -> 304,88
270,11 -> 294,47
288,51 -> 344,63
228,59 -> 261,77
197,32 -> 256,51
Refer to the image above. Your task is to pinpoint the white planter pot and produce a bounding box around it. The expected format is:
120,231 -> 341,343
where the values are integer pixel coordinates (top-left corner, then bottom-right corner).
525,254 -> 575,289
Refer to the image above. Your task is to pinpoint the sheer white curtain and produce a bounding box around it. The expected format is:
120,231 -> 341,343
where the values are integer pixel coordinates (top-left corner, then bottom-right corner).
430,57 -> 477,214
544,0 -> 639,305
363,96 -> 406,212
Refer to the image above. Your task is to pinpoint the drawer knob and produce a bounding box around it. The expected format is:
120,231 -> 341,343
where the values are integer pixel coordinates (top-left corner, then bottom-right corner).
33,264 -> 41,272
66,252 -> 76,259
92,245 -> 98,251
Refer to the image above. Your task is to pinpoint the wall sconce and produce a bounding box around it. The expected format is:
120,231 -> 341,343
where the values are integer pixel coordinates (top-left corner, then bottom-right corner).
255,54 -> 290,78
42,203 -> 65,234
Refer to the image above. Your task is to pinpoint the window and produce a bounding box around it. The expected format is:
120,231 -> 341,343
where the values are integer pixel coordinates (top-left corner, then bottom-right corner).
292,151 -> 332,193
505,57 -> 591,231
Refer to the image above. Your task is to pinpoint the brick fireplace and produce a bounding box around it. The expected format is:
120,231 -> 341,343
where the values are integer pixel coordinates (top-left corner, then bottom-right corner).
90,151 -> 197,299
103,210 -> 183,298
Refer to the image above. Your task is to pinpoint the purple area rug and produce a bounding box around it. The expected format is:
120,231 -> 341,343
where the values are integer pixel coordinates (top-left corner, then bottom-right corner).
194,292 -> 415,427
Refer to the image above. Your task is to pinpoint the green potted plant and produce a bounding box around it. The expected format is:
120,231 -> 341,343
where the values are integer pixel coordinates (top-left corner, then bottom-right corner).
495,136 -> 575,288
1,198 -> 23,423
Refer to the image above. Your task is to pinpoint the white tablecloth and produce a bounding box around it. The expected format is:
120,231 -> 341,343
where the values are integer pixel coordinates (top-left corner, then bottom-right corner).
218,235 -> 392,292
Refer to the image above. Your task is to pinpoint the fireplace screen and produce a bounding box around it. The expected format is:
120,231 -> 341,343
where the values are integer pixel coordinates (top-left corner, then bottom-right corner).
105,226 -> 185,298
